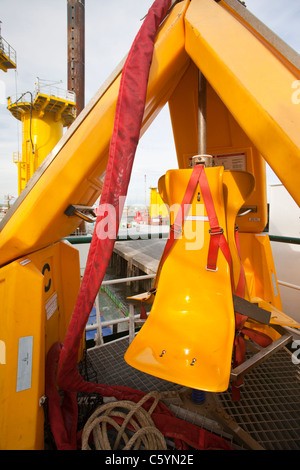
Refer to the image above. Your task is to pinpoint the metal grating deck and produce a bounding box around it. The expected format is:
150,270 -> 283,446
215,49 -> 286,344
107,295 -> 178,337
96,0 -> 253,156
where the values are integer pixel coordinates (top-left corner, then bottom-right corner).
86,337 -> 300,450
218,347 -> 300,450
87,337 -> 183,393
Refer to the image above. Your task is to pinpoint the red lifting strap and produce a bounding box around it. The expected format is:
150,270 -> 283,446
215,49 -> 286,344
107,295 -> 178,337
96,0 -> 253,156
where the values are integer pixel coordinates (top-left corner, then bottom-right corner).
158,165 -> 204,270
57,0 -> 172,393
198,167 -> 232,270
46,0 -> 232,451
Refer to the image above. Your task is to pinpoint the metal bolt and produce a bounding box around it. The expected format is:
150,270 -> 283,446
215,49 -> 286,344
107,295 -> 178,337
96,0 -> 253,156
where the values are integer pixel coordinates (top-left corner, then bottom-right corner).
159,350 -> 166,357
190,358 -> 196,366
39,395 -> 47,406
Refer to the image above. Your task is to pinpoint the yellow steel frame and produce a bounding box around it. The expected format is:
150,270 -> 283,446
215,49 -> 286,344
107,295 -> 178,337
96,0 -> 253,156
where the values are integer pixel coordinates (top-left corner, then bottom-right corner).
0,0 -> 300,449
1,0 -> 299,267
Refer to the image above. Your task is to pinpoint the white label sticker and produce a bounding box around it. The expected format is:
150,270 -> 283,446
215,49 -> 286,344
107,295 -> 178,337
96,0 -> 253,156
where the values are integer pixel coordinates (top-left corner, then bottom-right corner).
212,152 -> 247,171
45,292 -> 58,320
16,336 -> 33,392
20,259 -> 31,266
0,340 -> 6,365
185,216 -> 209,221
271,272 -> 278,297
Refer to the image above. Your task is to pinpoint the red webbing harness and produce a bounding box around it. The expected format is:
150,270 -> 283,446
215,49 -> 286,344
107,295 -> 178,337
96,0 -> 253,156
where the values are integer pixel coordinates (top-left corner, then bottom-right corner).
155,165 -> 272,401
158,164 -> 231,276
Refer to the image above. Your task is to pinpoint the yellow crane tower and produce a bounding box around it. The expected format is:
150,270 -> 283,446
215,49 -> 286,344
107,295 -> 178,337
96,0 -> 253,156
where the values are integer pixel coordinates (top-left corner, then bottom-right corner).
7,78 -> 76,194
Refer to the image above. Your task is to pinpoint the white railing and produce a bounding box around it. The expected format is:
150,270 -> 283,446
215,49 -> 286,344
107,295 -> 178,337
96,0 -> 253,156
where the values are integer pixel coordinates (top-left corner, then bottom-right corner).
83,233 -> 300,347
85,273 -> 155,346
277,280 -> 300,292
85,271 -> 300,348
34,78 -> 76,103
7,80 -> 76,108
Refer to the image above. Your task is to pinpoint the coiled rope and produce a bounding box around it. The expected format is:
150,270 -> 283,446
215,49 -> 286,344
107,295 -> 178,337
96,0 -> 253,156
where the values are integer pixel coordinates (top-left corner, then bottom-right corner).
81,391 -> 167,450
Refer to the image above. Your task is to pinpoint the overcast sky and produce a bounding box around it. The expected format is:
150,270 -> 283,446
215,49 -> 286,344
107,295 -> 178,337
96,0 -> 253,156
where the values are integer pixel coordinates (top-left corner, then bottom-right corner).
0,0 -> 299,206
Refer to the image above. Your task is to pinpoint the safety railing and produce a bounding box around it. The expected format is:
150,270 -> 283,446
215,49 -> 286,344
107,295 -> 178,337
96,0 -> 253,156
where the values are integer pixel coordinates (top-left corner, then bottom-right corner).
0,35 -> 17,65
77,231 -> 300,346
34,78 -> 76,103
85,273 -> 155,346
7,80 -> 76,108
13,151 -> 21,163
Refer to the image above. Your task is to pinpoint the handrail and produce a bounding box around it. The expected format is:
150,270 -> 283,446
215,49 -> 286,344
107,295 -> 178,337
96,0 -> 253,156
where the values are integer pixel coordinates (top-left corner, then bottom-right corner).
83,232 -> 300,346
0,35 -> 16,64
87,273 -> 155,346
34,77 -> 76,103
277,280 -> 300,292
7,85 -> 76,109
269,235 -> 300,245
66,233 -> 300,245
65,232 -> 169,244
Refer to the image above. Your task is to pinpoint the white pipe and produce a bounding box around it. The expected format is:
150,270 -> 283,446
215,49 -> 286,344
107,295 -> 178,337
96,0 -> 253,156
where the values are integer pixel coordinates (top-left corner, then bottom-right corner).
85,313 -> 147,330
101,274 -> 155,285
278,280 -> 300,291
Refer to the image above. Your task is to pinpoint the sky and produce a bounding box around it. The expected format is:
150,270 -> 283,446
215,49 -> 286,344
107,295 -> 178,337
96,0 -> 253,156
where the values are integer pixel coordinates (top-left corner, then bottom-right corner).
0,0 -> 299,207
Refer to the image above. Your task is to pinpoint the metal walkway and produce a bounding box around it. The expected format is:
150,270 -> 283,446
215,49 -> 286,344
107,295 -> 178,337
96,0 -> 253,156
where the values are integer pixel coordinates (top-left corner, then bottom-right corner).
86,337 -> 300,450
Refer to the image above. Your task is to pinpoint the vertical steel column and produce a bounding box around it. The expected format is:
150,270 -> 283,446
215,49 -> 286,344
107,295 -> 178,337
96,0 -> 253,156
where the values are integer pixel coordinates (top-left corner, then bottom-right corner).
198,70 -> 207,155
192,69 -> 207,405
67,0 -> 85,116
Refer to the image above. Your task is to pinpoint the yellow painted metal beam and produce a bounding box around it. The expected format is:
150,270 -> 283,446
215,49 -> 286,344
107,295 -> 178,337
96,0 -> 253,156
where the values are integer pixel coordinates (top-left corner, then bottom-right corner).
184,0 -> 300,206
0,1 -> 190,267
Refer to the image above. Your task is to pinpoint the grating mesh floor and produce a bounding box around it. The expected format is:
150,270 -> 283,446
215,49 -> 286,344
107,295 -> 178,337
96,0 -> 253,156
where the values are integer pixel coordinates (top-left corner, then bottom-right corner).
86,337 -> 300,450
87,337 -> 183,393
218,348 -> 300,450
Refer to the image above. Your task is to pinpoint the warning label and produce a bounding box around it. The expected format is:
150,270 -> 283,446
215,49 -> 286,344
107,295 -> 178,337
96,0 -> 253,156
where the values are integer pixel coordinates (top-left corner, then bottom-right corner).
45,292 -> 58,320
212,152 -> 247,171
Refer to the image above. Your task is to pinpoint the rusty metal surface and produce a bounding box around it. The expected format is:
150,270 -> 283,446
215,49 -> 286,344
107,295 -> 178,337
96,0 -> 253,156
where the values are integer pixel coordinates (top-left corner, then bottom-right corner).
67,0 -> 85,115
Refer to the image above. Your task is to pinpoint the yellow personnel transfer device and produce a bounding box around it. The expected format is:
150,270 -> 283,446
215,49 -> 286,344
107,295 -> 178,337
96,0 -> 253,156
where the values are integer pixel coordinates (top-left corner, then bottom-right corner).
124,162 -> 275,391
125,165 -> 239,392
0,0 -> 300,449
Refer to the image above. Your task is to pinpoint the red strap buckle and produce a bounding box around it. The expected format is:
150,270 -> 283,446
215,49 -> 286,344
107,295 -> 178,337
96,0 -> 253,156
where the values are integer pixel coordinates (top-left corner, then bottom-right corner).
170,223 -> 182,234
206,226 -> 224,272
209,226 -> 223,236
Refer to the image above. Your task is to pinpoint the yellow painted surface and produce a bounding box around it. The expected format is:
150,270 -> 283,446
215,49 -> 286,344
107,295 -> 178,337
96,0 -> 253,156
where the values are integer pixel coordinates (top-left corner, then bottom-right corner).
0,241 -> 82,449
239,233 -> 283,341
0,0 -> 299,447
222,170 -> 255,294
169,62 -> 269,234
149,187 -> 169,218
0,50 -> 16,72
15,111 -> 63,194
184,0 -> 300,207
0,1 -> 190,268
1,0 -> 299,264
252,297 -> 300,330
0,261 -> 44,450
125,167 -> 236,392
8,92 -> 76,195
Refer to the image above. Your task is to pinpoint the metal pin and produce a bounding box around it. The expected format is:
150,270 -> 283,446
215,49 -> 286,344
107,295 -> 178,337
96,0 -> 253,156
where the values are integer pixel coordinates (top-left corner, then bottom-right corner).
190,358 -> 196,366
159,350 -> 166,357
